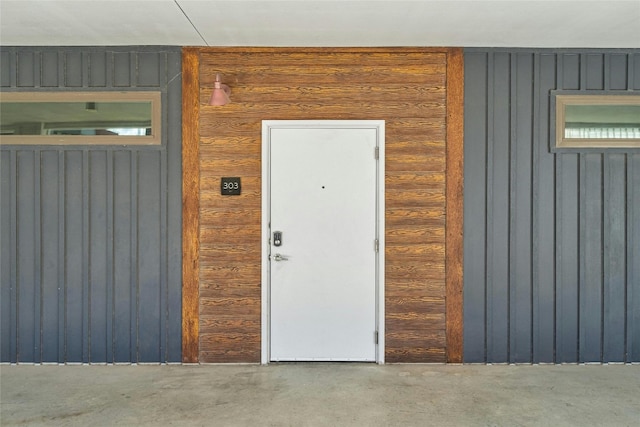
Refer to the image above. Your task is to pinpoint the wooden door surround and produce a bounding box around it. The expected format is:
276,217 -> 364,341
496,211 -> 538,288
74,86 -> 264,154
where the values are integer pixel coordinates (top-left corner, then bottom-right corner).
182,47 -> 464,363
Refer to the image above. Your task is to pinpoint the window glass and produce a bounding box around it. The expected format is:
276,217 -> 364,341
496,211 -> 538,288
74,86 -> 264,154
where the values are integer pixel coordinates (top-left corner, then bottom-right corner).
0,92 -> 161,145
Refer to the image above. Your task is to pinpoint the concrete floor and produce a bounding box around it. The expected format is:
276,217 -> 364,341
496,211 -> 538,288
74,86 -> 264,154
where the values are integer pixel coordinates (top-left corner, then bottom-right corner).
1,364 -> 639,426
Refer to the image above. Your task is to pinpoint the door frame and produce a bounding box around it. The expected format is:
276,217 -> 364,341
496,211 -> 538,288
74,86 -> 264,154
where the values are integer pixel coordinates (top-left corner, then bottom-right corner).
261,120 -> 385,364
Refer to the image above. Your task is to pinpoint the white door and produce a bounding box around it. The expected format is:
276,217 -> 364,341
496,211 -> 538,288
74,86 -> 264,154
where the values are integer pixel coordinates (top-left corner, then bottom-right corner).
264,122 -> 383,362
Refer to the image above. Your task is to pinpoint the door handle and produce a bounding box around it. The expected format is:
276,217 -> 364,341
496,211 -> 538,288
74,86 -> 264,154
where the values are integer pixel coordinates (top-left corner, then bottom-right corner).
273,253 -> 289,262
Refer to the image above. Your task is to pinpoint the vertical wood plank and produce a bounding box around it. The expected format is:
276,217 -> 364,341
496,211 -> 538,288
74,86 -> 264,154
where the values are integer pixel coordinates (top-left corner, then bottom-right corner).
510,52 -> 533,363
579,154 -> 604,362
34,150 -> 42,362
40,151 -> 60,361
463,52 -> 488,363
532,53 -> 557,363
9,151 -> 18,363
555,53 -> 581,363
40,51 -> 59,87
585,54 -> 605,90
159,148 -> 168,361
64,51 -> 83,87
166,50 -> 184,363
16,151 -> 37,362
81,150 -> 90,363
64,151 -> 84,362
609,54 -> 628,90
562,54 -> 580,90
89,151 -> 108,362
106,151 -> 114,363
57,153 -> 66,362
17,51 -> 35,87
130,152 -> 139,362
138,52 -> 161,87
0,152 -> 12,362
486,52 -> 510,363
555,155 -> 580,363
88,51 -> 107,87
138,151 -> 162,362
632,54 -> 640,90
445,48 -> 464,363
159,53 -> 171,361
113,151 -> 132,363
0,49 -> 11,87
602,154 -> 626,362
113,52 -> 131,87
627,155 -> 640,362
182,48 -> 200,363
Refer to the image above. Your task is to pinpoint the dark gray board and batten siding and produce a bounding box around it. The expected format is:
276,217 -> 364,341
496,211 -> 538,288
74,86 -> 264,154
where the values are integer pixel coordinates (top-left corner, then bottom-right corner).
0,47 -> 182,363
464,49 -> 640,363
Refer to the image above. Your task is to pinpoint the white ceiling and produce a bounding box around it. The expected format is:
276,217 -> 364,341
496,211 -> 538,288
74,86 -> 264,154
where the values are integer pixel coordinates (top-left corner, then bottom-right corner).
1,0 -> 639,48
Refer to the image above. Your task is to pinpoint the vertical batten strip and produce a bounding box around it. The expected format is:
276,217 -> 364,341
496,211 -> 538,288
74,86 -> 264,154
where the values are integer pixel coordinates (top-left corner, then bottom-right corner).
159,53 -> 169,361
603,154 -> 626,362
82,150 -> 90,363
508,53 -> 517,362
130,151 -> 139,362
57,51 -> 65,87
182,48 -> 200,363
40,150 -> 60,362
531,52 -> 541,362
485,52 -> 495,363
533,53 -> 557,363
578,154 -> 586,363
628,54 -> 635,90
445,48 -> 464,363
160,146 -> 169,361
462,52 -> 489,363
166,50 -> 184,362
10,151 -> 18,363
58,152 -> 66,362
628,155 -> 640,361
34,150 -> 42,362
106,151 -> 114,362
16,151 -> 37,362
0,153 -> 10,362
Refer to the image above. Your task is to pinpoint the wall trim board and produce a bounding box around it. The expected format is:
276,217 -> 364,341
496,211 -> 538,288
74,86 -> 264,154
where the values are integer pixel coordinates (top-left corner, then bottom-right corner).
183,46 -> 458,54
181,47 -> 200,363
445,47 -> 464,363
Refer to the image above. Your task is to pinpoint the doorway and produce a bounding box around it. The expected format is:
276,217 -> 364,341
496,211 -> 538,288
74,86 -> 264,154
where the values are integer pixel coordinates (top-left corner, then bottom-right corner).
261,120 -> 385,363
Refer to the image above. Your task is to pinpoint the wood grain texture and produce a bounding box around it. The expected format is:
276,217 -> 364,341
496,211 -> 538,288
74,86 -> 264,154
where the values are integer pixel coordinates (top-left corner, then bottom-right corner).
181,48 -> 200,363
445,48 -> 464,363
192,47 -> 457,363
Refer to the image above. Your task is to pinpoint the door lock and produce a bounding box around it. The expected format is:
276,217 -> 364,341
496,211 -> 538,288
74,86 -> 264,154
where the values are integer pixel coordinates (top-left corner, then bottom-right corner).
273,253 -> 289,262
273,231 -> 283,247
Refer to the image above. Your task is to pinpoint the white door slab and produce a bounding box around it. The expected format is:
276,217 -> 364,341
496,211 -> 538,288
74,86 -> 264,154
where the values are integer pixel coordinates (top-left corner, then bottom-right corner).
262,120 -> 385,363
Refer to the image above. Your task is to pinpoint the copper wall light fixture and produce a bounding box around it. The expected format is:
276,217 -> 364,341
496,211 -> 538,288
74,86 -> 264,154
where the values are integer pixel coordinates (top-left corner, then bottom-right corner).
209,74 -> 231,106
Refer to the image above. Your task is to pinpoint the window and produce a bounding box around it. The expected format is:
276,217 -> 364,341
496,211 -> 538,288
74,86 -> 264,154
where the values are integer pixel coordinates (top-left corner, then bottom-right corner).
0,91 -> 161,145
553,93 -> 640,149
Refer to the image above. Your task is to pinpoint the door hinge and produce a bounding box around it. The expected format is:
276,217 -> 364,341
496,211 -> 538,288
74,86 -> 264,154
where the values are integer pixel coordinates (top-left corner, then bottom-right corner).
374,239 -> 379,253
375,331 -> 379,344
374,146 -> 379,160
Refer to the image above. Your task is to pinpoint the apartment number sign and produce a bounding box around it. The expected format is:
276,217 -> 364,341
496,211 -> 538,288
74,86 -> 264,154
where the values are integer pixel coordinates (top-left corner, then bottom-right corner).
221,177 -> 241,195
